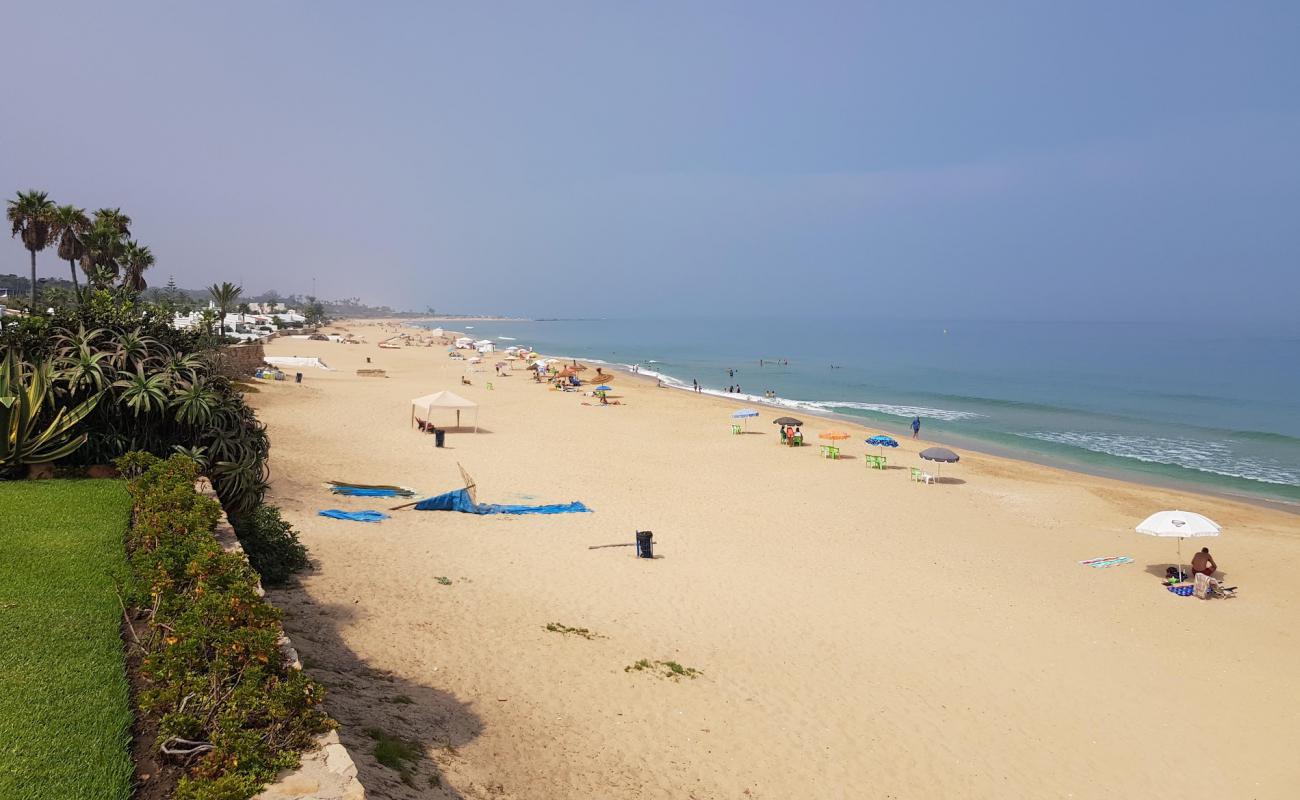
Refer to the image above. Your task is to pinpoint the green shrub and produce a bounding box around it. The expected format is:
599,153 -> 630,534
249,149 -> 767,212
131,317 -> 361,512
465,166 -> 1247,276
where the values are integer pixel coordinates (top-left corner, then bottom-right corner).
235,505 -> 308,585
118,454 -> 331,799
3,297 -> 271,519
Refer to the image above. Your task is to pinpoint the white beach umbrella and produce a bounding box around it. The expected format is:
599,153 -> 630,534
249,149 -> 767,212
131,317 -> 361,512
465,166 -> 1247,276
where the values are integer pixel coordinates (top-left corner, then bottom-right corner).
1135,510 -> 1221,580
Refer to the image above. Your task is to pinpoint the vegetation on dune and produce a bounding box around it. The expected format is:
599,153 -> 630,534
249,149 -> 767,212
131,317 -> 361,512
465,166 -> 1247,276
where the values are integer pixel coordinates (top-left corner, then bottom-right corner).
0,479 -> 134,800
624,659 -> 703,680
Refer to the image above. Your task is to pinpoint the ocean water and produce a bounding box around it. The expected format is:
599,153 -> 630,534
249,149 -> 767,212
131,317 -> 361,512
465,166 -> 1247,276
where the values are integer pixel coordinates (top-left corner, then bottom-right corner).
422,318 -> 1300,508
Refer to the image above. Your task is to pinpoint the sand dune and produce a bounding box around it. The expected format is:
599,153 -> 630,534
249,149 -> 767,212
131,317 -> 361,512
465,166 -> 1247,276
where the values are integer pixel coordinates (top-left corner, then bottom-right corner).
250,320 -> 1300,800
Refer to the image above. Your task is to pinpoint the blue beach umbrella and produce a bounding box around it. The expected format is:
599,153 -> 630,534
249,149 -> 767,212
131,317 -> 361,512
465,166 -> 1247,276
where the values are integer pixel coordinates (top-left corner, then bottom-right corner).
596,385 -> 612,392
866,434 -> 899,454
731,408 -> 760,430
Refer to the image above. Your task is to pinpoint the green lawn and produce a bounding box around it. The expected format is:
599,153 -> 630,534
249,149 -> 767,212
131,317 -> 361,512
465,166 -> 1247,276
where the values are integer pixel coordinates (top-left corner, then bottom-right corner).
0,479 -> 134,800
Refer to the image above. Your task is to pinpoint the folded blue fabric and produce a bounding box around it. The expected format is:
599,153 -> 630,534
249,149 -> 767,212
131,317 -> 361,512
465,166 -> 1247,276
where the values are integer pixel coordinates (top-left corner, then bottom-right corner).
318,509 -> 390,522
413,488 -> 591,515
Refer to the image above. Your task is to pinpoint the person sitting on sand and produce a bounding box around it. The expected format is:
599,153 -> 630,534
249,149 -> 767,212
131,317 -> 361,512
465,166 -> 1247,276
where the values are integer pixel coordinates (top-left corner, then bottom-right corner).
1191,547 -> 1217,577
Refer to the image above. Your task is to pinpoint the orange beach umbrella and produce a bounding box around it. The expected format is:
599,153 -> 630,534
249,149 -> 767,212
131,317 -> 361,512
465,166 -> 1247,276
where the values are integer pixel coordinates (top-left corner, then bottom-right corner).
818,431 -> 851,441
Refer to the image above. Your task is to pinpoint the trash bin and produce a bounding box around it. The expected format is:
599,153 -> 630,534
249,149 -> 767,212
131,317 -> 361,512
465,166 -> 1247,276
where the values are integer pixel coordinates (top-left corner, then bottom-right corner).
434,429 -> 446,448
295,372 -> 302,384
635,530 -> 654,559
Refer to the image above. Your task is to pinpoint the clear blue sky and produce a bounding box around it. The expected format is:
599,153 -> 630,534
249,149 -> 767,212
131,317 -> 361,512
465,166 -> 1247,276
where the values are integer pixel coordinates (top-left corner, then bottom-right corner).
2,1 -> 1297,321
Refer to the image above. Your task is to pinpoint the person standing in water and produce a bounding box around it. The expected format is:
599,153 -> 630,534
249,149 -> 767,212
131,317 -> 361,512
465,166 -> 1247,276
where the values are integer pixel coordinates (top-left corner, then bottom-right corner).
911,416 -> 921,439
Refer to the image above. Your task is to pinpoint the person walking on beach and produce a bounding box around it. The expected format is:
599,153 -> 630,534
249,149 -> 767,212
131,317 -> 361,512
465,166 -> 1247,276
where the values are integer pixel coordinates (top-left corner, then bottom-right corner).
911,416 -> 921,439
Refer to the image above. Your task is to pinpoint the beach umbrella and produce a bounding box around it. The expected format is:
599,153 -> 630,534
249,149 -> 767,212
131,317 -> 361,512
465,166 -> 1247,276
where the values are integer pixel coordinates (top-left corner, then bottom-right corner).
1136,510 -> 1221,581
818,430 -> 851,441
772,416 -> 803,426
866,434 -> 899,455
731,408 -> 759,430
919,446 -> 960,481
596,385 -> 613,392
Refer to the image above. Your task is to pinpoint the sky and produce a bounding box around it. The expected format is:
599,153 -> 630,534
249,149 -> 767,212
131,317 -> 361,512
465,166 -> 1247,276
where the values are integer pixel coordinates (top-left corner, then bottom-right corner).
1,1 -> 1298,322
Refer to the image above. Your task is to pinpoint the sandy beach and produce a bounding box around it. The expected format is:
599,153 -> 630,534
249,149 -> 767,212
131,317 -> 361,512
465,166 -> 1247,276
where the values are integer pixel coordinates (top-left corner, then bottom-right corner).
249,319 -> 1300,800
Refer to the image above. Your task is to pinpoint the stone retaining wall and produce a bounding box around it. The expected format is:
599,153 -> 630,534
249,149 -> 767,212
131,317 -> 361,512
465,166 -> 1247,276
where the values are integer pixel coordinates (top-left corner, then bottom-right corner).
210,342 -> 268,378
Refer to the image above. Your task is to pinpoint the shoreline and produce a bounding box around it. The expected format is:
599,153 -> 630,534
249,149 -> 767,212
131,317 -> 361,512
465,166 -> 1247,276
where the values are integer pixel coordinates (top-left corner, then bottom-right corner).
397,315 -> 1298,517
604,360 -> 1300,516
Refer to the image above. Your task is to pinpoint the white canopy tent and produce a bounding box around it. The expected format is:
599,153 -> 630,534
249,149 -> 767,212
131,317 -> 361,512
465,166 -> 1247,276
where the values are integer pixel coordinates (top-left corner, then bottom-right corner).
411,390 -> 480,432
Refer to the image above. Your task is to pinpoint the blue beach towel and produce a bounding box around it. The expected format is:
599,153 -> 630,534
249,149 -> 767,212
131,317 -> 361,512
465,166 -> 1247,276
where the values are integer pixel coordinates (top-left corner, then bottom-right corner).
1078,556 -> 1133,569
318,509 -> 391,523
413,488 -> 591,515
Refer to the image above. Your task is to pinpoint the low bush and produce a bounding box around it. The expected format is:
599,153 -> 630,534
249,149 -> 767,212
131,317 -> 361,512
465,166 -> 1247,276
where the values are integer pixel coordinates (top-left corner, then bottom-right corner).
236,505 -> 309,585
119,453 -> 330,800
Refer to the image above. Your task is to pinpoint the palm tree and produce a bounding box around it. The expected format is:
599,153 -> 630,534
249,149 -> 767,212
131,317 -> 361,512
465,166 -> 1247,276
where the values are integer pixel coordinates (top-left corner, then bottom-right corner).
198,308 -> 219,337
80,217 -> 129,290
120,241 -> 155,294
93,208 -> 131,238
51,205 -> 90,302
6,190 -> 57,308
207,282 -> 242,335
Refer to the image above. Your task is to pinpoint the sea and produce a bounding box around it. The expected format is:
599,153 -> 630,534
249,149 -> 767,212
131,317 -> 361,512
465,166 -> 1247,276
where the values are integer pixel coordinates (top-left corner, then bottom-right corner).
417,317 -> 1300,509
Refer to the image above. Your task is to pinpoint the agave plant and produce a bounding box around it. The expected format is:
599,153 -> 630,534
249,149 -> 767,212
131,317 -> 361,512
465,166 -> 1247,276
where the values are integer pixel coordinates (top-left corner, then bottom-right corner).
53,325 -> 112,392
113,363 -> 172,416
111,327 -> 159,370
171,376 -> 220,427
1,350 -> 101,468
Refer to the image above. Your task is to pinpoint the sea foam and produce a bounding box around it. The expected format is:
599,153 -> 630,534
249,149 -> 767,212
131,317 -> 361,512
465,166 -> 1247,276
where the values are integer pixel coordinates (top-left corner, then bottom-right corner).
1019,431 -> 1300,486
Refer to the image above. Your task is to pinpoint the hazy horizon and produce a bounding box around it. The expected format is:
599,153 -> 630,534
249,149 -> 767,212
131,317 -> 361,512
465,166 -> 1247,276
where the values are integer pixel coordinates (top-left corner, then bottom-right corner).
2,2 -> 1298,325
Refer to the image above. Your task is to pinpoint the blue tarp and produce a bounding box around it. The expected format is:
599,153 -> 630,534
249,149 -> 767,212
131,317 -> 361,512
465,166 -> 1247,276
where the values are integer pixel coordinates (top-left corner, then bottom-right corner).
319,509 -> 391,522
413,488 -> 591,515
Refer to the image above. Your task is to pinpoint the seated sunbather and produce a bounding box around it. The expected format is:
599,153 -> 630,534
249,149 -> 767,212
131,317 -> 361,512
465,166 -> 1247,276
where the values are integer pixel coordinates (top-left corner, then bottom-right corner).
1191,547 -> 1217,577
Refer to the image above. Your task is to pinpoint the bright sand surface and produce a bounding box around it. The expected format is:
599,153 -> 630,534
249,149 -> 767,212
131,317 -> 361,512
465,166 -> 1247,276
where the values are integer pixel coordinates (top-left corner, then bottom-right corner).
251,320 -> 1300,800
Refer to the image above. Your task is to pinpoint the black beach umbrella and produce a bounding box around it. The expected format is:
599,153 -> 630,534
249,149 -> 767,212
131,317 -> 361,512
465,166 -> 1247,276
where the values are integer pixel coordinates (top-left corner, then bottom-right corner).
919,446 -> 960,481
772,416 -> 803,426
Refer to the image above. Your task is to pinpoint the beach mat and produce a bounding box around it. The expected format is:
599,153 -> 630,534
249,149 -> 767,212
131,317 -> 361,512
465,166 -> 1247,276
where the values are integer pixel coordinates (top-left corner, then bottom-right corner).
1078,556 -> 1133,569
319,509 -> 391,523
327,481 -> 416,497
413,488 -> 591,515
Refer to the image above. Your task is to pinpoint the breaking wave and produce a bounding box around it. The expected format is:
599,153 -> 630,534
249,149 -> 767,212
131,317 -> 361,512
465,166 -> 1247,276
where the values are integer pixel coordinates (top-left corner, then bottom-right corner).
1019,431 -> 1300,487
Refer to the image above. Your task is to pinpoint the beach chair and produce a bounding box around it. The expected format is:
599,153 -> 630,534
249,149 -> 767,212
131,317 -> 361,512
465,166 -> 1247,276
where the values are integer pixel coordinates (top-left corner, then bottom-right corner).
1210,582 -> 1238,599
779,428 -> 788,444
731,424 -> 743,435
1194,573 -> 1238,599
1193,573 -> 1214,599
909,467 -> 934,484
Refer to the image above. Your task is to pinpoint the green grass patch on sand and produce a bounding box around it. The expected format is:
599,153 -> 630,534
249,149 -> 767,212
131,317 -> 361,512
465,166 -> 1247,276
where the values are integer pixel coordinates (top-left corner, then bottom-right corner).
544,622 -> 603,639
624,659 -> 702,680
364,727 -> 424,787
0,479 -> 134,800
